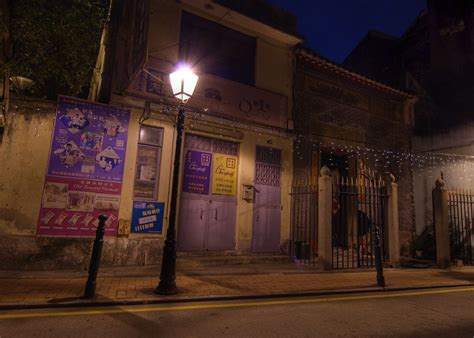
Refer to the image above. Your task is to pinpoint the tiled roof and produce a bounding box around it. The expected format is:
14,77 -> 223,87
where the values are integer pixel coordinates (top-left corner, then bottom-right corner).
297,47 -> 415,99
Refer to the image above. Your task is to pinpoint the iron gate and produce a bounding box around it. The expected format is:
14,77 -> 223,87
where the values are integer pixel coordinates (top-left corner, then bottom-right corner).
448,190 -> 474,265
290,179 -> 318,266
332,176 -> 387,269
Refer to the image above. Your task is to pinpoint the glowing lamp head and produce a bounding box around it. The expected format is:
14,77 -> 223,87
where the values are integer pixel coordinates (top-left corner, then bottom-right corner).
169,66 -> 199,103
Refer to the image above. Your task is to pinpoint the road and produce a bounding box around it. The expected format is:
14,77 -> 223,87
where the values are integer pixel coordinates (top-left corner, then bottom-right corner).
0,287 -> 473,337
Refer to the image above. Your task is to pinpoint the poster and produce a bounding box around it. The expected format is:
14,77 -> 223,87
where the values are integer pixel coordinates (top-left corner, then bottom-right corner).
182,150 -> 211,195
131,201 -> 164,234
37,96 -> 130,237
211,154 -> 238,196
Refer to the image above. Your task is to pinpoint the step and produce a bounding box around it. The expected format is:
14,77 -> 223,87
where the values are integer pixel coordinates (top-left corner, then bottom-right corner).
176,253 -> 291,268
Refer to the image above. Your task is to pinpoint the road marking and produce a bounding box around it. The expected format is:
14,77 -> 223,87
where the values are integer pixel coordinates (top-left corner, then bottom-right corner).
1,287 -> 473,320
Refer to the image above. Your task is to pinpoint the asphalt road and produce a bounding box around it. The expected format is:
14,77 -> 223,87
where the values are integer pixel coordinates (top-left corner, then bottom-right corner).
1,287 -> 473,337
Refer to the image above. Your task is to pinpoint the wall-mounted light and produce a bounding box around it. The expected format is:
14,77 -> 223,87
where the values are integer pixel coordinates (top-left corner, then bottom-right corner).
9,76 -> 34,91
0,75 -> 35,129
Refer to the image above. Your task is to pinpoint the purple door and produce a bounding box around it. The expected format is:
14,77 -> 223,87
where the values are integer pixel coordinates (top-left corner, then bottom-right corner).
178,135 -> 238,251
252,146 -> 282,253
207,199 -> 236,250
177,197 -> 208,250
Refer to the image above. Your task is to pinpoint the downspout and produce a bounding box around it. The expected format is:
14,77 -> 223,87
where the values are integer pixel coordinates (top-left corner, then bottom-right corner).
88,0 -> 113,102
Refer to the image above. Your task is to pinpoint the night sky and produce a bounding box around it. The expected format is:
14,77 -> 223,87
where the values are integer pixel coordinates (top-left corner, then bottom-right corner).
269,0 -> 426,63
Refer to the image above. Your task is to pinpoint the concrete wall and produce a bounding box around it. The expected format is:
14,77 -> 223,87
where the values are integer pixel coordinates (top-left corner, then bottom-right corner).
147,0 -> 295,104
0,99 -> 170,270
0,98 -> 293,270
231,129 -> 293,251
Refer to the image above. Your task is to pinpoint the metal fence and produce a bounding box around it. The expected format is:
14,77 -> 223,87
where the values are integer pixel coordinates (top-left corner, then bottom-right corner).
290,179 -> 318,266
447,190 -> 474,265
332,176 -> 387,269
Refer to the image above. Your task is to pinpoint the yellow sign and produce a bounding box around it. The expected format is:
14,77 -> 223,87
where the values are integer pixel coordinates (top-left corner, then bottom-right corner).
211,154 -> 238,195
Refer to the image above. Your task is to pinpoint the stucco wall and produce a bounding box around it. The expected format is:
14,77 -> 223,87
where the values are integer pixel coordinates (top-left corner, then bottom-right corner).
0,0 -> 297,270
147,0 -> 295,103
0,100 -> 54,236
0,99 -> 293,270
0,99 -> 169,270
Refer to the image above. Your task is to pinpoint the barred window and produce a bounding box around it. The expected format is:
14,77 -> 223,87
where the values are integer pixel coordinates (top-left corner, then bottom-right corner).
133,126 -> 163,200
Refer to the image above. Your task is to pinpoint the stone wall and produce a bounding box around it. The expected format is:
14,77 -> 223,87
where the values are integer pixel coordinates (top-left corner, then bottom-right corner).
293,65 -> 415,256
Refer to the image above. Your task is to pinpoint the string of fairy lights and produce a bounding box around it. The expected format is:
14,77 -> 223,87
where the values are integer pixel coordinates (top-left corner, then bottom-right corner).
4,97 -> 474,185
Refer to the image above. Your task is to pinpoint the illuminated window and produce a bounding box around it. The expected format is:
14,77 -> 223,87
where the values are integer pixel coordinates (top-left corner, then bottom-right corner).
133,126 -> 163,200
179,11 -> 256,86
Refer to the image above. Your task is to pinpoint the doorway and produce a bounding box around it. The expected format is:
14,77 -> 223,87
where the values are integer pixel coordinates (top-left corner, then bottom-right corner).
251,145 -> 282,252
177,134 -> 239,251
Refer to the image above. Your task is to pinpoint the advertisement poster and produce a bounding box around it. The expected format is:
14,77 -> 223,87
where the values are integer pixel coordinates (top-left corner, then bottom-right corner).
37,96 -> 130,237
211,154 -> 238,196
131,201 -> 164,234
182,150 -> 211,195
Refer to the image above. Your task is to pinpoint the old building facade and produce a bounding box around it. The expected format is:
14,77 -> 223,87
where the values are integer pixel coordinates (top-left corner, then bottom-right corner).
292,48 -> 416,259
343,0 -> 474,251
0,0 -> 301,269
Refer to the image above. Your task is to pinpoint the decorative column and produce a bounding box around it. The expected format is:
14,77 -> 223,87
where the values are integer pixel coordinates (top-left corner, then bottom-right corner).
432,176 -> 450,268
318,166 -> 332,270
387,173 -> 400,267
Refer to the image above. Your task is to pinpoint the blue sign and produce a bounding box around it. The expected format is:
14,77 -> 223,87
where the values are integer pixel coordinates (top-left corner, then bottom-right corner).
131,201 -> 164,234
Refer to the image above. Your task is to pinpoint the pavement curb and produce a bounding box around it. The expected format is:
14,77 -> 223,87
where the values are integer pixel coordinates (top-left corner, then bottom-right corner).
1,283 -> 473,311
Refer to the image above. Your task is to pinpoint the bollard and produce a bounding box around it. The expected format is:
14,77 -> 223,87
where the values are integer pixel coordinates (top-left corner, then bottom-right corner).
373,225 -> 386,287
83,215 -> 108,299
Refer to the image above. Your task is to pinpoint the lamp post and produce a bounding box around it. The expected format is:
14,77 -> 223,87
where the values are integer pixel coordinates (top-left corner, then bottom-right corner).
156,65 -> 198,295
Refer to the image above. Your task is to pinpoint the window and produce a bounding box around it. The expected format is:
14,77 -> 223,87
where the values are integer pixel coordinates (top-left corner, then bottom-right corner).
133,126 -> 163,200
179,11 -> 256,86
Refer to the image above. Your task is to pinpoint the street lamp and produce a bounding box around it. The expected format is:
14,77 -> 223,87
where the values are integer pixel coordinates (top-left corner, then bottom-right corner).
156,65 -> 198,295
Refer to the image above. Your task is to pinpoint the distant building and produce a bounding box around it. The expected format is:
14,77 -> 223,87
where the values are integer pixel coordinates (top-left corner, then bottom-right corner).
344,0 -> 474,133
345,0 -> 474,248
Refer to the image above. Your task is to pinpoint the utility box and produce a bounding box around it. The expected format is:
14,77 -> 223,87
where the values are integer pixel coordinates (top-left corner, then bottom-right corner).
242,184 -> 255,202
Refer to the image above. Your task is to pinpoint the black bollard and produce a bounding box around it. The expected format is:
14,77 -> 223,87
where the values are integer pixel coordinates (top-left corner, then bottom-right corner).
373,225 -> 386,287
83,215 -> 108,299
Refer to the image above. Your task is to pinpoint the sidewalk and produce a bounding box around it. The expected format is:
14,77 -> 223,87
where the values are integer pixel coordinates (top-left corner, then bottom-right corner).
0,263 -> 473,309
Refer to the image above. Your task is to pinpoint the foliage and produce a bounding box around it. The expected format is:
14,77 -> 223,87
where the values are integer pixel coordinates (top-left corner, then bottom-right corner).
5,0 -> 109,99
411,225 -> 436,260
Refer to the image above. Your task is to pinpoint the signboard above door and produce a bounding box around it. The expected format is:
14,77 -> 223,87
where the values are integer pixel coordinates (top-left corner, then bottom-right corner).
127,58 -> 288,130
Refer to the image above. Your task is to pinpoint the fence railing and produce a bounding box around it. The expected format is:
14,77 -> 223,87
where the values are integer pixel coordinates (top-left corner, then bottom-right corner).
447,190 -> 474,265
290,179 -> 318,266
332,176 -> 387,269
290,167 -> 399,271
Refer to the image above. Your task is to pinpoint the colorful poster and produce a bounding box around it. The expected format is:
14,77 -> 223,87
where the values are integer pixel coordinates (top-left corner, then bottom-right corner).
131,201 -> 164,234
211,154 -> 238,196
182,150 -> 211,195
37,96 -> 130,237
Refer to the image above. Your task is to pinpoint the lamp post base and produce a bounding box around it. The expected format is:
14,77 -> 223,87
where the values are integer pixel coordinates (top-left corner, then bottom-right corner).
155,281 -> 178,295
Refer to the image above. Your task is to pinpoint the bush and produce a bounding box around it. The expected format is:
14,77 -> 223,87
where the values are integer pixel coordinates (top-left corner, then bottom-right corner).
411,225 -> 436,260
3,0 -> 109,99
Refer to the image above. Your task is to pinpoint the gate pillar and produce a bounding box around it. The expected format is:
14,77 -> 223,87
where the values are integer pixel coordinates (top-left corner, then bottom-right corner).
387,174 -> 400,267
432,176 -> 450,268
318,166 -> 332,270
